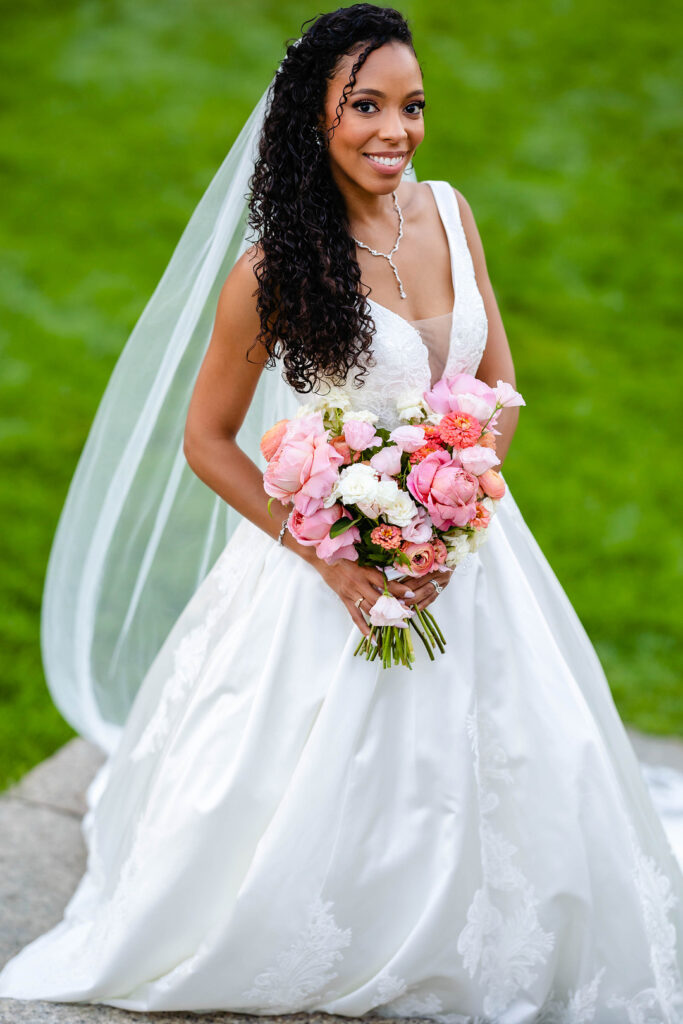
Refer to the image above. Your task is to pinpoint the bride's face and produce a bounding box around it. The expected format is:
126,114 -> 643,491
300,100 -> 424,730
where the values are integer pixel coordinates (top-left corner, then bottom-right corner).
320,40 -> 425,193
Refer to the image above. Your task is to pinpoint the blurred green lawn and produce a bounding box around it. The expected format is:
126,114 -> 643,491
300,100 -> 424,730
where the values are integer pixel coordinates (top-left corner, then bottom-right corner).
1,0 -> 681,790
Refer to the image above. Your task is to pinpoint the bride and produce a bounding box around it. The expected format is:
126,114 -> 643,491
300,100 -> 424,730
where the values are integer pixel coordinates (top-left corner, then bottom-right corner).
1,4 -> 682,1021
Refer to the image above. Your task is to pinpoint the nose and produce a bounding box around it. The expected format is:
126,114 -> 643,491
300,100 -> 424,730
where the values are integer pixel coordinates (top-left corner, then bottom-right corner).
378,107 -> 409,143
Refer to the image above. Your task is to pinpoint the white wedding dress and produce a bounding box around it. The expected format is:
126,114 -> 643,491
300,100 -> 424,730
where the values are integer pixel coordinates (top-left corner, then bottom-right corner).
1,180 -> 682,1023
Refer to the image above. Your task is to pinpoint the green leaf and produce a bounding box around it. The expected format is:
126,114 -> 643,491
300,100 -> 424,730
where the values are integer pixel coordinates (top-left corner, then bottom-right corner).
329,514 -> 361,539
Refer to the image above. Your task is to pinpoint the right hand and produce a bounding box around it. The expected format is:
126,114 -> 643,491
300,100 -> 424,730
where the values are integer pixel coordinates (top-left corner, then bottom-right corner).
313,557 -> 417,637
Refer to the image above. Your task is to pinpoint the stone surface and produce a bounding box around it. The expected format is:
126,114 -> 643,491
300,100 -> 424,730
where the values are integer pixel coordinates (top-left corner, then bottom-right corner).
0,729 -> 681,1022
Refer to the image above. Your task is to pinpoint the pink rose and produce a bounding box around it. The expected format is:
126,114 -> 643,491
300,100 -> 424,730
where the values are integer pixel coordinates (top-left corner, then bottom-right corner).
494,380 -> 525,408
288,504 -> 345,546
424,373 -> 497,423
264,414 -> 344,515
406,449 -> 479,530
343,419 -> 382,452
315,524 -> 361,564
260,418 -> 289,461
400,541 -> 436,577
458,445 -> 500,476
369,444 -> 402,476
368,593 -> 414,628
401,504 -> 434,543
389,425 -> 426,453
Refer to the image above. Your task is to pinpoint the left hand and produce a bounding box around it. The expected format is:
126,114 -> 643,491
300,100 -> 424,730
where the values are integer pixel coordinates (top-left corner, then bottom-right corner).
387,567 -> 453,611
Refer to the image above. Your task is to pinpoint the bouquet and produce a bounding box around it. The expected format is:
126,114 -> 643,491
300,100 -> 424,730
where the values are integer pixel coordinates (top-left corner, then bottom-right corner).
260,372 -> 524,669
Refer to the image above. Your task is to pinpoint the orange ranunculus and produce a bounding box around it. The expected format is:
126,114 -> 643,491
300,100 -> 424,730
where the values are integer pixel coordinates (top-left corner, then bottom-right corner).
478,469 -> 506,500
260,418 -> 289,461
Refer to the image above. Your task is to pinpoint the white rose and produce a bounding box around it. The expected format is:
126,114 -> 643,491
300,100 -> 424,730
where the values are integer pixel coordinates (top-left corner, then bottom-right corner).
294,399 -> 324,418
342,408 -> 378,425
480,496 -> 495,515
468,529 -> 490,552
424,411 -> 444,426
396,390 -> 429,422
336,463 -> 379,506
383,490 -> 418,528
445,533 -> 471,567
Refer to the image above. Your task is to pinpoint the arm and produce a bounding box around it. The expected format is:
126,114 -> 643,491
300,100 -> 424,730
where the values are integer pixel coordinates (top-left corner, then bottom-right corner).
453,188 -> 519,469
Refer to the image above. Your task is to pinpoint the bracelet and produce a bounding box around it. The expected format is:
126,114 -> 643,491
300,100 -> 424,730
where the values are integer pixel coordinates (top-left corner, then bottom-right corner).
277,514 -> 289,545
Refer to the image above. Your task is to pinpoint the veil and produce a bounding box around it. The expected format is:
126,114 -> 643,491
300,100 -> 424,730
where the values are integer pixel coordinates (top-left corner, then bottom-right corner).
39,45 -> 417,756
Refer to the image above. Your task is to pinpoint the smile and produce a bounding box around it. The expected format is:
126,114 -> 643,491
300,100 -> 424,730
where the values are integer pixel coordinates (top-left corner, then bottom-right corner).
363,152 -> 407,168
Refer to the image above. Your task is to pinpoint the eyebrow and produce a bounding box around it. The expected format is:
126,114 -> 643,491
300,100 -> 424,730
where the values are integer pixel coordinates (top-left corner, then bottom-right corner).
352,88 -> 425,98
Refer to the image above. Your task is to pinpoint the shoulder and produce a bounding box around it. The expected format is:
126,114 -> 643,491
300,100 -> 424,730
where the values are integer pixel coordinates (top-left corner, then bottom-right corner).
213,242 -> 266,344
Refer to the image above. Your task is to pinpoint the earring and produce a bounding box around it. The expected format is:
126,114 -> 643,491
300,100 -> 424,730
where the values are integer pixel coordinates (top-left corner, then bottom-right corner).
405,160 -> 414,173
309,125 -> 324,150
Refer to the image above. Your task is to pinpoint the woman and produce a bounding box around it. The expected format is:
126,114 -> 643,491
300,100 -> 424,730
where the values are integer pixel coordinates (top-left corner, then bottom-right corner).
1,5 -> 682,1021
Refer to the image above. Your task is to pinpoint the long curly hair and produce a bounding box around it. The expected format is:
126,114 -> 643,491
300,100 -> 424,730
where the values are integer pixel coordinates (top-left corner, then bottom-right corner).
246,4 -> 419,394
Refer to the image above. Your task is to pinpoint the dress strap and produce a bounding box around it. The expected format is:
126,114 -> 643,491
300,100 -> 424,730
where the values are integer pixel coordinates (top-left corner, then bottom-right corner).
423,179 -> 479,288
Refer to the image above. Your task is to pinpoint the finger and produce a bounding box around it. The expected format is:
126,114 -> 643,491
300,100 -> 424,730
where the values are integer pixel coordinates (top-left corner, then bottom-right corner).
345,598 -> 371,636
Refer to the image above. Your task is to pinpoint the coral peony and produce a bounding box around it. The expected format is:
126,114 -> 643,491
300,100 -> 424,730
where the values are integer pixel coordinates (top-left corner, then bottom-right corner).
329,435 -> 353,465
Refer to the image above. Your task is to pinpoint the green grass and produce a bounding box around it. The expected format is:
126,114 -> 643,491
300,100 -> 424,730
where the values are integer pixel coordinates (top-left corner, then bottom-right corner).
1,0 -> 681,790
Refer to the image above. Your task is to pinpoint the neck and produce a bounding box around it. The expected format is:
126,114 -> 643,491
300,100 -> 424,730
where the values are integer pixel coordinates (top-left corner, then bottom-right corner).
333,170 -> 401,236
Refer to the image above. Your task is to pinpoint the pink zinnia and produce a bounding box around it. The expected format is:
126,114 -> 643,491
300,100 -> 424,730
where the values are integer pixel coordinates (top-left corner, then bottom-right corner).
371,524 -> 402,550
438,411 -> 482,449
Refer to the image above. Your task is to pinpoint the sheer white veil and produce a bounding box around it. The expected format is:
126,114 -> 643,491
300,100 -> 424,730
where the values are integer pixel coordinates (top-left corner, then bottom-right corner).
40,42 -> 418,756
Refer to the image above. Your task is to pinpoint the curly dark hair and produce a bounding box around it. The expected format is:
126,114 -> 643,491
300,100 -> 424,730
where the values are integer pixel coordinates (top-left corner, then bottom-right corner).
246,4 -> 419,394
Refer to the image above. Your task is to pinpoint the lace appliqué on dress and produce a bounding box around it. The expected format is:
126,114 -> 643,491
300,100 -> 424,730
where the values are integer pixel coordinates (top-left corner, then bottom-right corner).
242,895 -> 352,1011
539,966 -> 606,1023
130,530 -> 261,761
456,705 -> 555,1019
606,822 -> 683,1023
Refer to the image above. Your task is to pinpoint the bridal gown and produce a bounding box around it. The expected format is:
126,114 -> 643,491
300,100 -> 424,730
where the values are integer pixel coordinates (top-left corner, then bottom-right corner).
1,179 -> 682,1023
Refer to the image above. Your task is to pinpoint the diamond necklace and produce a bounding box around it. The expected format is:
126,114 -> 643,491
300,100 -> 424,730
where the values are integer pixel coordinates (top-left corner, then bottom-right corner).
352,190 -> 407,299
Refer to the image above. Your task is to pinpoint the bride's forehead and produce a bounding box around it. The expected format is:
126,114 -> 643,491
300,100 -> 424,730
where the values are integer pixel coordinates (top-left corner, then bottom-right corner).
325,43 -> 422,97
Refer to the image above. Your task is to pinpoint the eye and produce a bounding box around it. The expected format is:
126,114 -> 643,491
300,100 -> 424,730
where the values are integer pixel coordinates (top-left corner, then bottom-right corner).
352,100 -> 378,114
406,100 -> 426,115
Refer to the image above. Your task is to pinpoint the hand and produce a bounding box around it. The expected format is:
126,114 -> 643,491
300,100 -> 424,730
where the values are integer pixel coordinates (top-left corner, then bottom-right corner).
313,558 -> 418,637
395,567 -> 453,611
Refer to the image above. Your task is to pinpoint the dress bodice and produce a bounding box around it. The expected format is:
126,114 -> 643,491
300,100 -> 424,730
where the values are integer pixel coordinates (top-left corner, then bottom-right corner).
296,180 -> 489,430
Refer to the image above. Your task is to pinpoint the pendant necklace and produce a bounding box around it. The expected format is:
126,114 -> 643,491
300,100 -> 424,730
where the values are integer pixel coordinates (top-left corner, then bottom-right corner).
352,190 -> 407,299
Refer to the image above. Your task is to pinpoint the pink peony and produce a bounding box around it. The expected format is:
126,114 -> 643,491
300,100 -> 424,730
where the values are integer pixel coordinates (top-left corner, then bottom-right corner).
389,425 -> 426,453
494,380 -> 525,408
343,419 -> 382,452
368,593 -> 414,628
400,541 -> 436,577
260,418 -> 289,461
263,414 -> 344,516
478,468 -> 506,500
406,449 -> 479,530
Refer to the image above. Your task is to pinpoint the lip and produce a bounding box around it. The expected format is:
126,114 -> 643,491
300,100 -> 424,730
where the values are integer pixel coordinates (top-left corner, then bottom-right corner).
363,152 -> 408,175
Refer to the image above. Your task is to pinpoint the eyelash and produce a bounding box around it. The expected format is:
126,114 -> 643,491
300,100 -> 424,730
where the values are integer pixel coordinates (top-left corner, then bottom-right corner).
352,99 -> 426,115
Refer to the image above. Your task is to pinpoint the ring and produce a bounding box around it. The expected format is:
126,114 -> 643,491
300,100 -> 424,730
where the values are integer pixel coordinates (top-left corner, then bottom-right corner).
430,580 -> 443,595
354,595 -> 364,608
